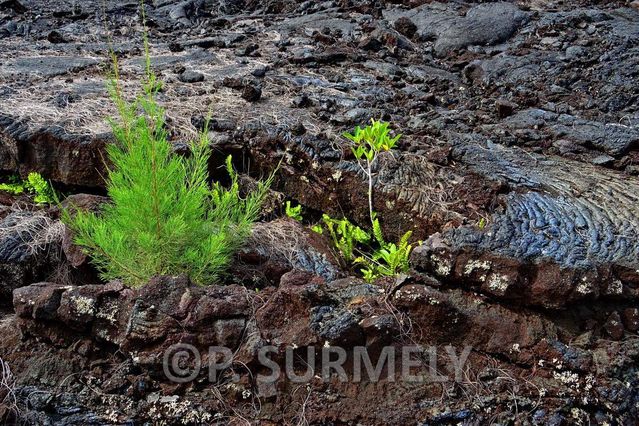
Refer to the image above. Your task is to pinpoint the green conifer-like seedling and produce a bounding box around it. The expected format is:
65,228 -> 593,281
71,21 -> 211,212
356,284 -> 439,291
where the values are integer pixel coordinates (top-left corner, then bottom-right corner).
64,33 -> 273,287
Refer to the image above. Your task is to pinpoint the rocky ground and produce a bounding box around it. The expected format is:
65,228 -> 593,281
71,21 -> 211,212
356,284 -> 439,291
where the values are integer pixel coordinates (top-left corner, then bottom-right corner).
1,0 -> 639,424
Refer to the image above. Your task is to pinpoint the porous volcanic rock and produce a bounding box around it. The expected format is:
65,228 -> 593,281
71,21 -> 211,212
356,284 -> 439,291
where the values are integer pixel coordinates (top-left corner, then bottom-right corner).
1,0 -> 639,423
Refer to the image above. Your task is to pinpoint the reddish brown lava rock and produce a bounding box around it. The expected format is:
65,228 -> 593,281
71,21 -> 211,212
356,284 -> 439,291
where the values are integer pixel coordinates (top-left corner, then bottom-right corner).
622,308 -> 639,332
603,311 -> 625,341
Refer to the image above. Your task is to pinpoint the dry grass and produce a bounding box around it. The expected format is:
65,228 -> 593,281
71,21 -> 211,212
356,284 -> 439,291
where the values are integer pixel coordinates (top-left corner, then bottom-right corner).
0,43 -> 320,143
248,219 -> 306,267
0,358 -> 18,420
290,384 -> 312,426
451,354 -> 545,423
374,152 -> 462,219
0,77 -> 113,136
0,205 -> 64,257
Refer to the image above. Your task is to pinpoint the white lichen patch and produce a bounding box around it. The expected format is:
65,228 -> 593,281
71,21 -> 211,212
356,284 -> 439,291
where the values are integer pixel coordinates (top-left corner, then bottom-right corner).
285,152 -> 294,164
553,369 -> 579,386
71,295 -> 96,316
396,287 -> 425,302
570,407 -> 588,424
464,260 -> 491,275
97,394 -> 135,423
605,279 -> 623,295
486,273 -> 510,294
584,374 -> 595,392
427,296 -> 441,306
463,260 -> 491,282
430,254 -> 452,276
96,300 -> 119,324
146,397 -> 213,425
575,276 -> 595,295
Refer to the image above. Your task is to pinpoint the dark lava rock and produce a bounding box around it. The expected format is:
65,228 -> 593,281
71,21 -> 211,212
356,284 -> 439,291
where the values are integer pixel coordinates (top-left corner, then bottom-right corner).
291,122 -> 306,135
438,139 -> 639,309
222,76 -> 243,89
331,107 -> 372,125
46,30 -> 66,43
178,69 -> 205,83
591,154 -> 615,166
0,114 -> 110,188
358,35 -> 383,51
359,314 -> 399,347
251,66 -> 268,77
496,99 -> 517,118
241,83 -> 262,102
310,306 -> 365,346
393,17 -> 417,38
1,56 -> 99,78
498,109 -> 639,156
52,92 -> 78,108
3,1 -> 639,423
0,0 -> 27,14
433,3 -> 529,56
291,94 -> 311,108
235,43 -> 258,57
13,282 -> 69,321
604,311 -> 624,340
622,308 -> 639,332
168,41 -> 183,52
0,209 -> 62,306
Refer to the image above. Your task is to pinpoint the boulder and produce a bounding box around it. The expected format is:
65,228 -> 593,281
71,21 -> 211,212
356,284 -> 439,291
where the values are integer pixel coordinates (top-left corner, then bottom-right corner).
0,208 -> 63,306
433,3 -> 529,56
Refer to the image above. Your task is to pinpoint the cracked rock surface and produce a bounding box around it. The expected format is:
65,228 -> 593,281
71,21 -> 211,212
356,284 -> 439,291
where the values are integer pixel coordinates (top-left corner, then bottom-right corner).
1,0 -> 639,424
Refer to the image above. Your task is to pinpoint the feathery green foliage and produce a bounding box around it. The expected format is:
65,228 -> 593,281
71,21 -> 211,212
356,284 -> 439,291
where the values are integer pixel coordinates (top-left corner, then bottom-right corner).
64,45 -> 273,287
356,230 -> 413,283
0,172 -> 57,204
26,172 -> 57,204
317,212 -> 413,283
0,176 -> 24,196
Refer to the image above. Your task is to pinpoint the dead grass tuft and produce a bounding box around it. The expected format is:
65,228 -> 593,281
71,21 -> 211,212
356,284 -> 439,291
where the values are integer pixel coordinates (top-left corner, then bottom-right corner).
0,205 -> 64,257
248,219 -> 305,266
0,358 -> 18,420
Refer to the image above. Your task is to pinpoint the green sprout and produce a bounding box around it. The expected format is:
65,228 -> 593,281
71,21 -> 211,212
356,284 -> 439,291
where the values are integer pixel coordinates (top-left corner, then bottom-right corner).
285,201 -> 303,221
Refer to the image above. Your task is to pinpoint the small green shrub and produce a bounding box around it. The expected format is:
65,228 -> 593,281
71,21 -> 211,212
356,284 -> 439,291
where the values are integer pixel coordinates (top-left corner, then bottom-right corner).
0,176 -> 24,195
315,212 -> 413,283
0,172 -> 57,204
312,120 -> 415,283
344,119 -> 401,224
64,43 -> 273,287
356,230 -> 413,283
285,201 -> 303,221
321,214 -> 370,263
